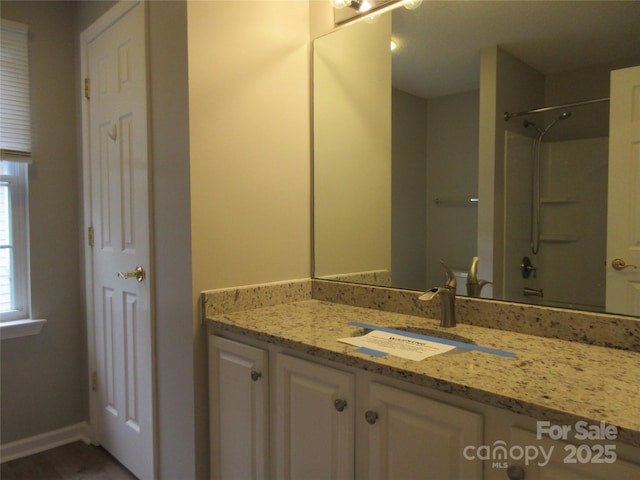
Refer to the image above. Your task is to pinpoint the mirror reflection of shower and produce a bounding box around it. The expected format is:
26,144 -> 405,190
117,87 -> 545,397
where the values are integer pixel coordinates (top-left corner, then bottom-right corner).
526,111 -> 572,255
503,97 -> 609,311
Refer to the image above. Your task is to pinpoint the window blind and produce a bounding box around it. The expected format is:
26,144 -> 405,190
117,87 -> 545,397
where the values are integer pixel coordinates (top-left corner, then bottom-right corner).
0,19 -> 31,163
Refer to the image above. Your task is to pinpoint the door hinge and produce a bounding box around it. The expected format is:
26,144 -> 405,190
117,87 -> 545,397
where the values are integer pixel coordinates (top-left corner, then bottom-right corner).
88,226 -> 94,247
91,371 -> 98,392
84,77 -> 90,100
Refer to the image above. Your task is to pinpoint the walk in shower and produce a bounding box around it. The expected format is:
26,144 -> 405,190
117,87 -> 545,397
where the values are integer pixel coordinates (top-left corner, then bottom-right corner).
502,99 -> 610,311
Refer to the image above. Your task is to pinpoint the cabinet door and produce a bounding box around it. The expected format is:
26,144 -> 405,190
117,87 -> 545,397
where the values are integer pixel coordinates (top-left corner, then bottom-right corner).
274,354 -> 355,480
508,427 -> 640,480
209,336 -> 268,480
365,382 -> 483,480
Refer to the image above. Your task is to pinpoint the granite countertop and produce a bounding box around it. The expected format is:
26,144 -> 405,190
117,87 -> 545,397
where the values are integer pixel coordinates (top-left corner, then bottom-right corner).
207,299 -> 640,447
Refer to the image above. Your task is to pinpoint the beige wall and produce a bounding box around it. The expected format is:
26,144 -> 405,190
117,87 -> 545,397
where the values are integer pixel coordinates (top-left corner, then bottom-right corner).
188,1 -> 312,291
187,2 -> 313,476
313,14 -> 392,279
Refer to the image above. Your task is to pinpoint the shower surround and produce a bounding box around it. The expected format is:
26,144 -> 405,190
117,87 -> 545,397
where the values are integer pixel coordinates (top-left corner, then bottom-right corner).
503,131 -> 608,310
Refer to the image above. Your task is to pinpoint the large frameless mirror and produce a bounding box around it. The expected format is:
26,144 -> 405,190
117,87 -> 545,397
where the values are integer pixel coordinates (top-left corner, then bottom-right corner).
313,0 -> 640,316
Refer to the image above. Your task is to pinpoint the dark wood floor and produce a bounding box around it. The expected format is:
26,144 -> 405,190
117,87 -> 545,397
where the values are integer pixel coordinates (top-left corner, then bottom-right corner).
1,441 -> 137,480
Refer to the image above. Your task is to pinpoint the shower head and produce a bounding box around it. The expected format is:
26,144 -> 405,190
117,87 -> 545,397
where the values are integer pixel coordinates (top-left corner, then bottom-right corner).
540,111 -> 572,135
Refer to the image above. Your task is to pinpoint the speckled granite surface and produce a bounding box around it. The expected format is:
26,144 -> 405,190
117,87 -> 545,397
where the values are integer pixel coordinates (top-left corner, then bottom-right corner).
202,279 -> 640,447
312,280 -> 640,351
202,279 -> 312,316
318,269 -> 392,287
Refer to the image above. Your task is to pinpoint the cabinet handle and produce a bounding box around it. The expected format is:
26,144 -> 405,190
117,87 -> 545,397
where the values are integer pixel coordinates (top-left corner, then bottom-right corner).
250,370 -> 262,382
506,465 -> 525,480
364,410 -> 378,425
334,398 -> 348,412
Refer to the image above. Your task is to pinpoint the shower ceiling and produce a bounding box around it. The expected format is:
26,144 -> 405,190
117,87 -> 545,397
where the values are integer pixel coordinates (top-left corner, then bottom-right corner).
391,1 -> 640,99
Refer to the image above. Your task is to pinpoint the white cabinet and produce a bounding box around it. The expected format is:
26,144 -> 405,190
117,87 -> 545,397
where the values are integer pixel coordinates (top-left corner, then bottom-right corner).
209,336 -> 268,480
364,382 -> 484,480
504,427 -> 640,480
209,335 -> 484,480
210,335 -> 640,480
273,354 -> 355,479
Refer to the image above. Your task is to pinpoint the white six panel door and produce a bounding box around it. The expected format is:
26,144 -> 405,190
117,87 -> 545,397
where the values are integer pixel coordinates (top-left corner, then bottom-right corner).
85,2 -> 154,478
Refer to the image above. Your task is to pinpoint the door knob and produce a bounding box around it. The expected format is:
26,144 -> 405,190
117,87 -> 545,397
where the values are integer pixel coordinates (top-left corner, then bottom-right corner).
117,266 -> 145,282
612,258 -> 638,271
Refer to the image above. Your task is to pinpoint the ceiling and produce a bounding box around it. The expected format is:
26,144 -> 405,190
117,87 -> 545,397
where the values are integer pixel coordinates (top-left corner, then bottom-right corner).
391,1 -> 640,99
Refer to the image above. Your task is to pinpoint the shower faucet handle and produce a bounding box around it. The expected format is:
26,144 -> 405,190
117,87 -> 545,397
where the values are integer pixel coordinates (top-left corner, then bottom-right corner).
521,257 -> 537,279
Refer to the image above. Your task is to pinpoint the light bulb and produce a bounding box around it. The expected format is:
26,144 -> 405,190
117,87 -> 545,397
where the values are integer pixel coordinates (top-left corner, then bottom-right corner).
403,0 -> 423,10
330,0 -> 350,9
359,0 -> 373,12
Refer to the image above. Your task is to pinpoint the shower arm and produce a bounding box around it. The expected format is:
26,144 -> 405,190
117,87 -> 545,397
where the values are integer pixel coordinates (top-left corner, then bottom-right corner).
504,97 -> 609,121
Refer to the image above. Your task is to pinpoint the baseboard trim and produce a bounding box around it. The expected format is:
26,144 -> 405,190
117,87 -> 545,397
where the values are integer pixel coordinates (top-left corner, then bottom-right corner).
0,422 -> 91,463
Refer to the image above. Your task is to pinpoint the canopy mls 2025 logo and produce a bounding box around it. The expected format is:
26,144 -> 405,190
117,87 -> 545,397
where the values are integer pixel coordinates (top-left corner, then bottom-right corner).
463,420 -> 619,469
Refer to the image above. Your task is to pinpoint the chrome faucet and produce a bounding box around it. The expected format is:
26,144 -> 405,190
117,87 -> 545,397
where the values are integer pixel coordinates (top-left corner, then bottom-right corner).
419,261 -> 457,328
466,256 -> 493,297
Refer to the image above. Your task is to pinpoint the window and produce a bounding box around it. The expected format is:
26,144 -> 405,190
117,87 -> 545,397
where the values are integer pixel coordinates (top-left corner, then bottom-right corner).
1,162 -> 29,320
1,19 -> 32,325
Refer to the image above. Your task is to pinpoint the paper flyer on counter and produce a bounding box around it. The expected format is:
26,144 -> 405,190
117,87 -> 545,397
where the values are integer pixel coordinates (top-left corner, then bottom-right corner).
338,329 -> 455,361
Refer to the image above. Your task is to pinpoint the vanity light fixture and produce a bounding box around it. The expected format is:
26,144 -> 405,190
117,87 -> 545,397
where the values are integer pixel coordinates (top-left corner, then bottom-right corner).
390,39 -> 398,51
331,0 -> 422,25
332,0 -> 422,11
330,0 -> 373,12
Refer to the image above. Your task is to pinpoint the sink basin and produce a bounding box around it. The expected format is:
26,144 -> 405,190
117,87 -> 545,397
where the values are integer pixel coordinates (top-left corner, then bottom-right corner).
354,326 -> 475,345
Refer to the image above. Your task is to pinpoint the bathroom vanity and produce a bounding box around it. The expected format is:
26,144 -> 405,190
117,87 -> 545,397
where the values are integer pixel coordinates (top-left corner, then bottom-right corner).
204,280 -> 640,480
